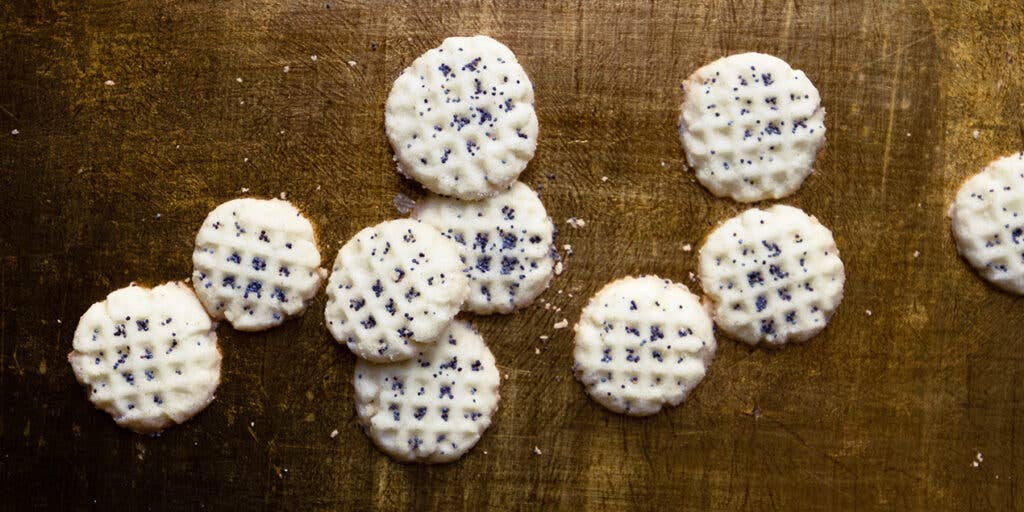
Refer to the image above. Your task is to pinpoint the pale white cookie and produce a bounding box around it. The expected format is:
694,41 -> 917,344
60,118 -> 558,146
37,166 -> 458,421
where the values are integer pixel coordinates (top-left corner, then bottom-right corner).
353,321 -> 500,463
699,205 -> 845,346
950,153 -> 1024,293
192,198 -> 324,331
411,181 -> 555,314
679,53 -> 826,202
573,276 -> 716,416
68,282 -> 221,434
385,35 -> 538,200
325,219 -> 470,363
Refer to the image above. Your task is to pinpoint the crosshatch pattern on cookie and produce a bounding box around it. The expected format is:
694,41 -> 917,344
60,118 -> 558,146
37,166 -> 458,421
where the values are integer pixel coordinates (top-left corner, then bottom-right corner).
951,153 -> 1024,294
573,276 -> 716,416
325,219 -> 470,363
679,53 -> 826,202
192,198 -> 323,331
386,35 -> 539,200
68,282 -> 221,434
412,181 -> 556,314
354,321 -> 500,463
699,205 -> 845,346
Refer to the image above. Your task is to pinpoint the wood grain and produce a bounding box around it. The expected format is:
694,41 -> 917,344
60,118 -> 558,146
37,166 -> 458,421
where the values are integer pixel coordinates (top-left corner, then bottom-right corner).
1,0 -> 1023,509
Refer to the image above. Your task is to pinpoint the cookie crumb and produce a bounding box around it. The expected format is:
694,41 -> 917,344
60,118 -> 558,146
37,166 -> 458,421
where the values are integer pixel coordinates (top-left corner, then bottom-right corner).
682,244 -> 692,252
310,55 -> 318,61
566,217 -> 586,229
972,129 -> 980,139
912,250 -> 920,258
240,187 -> 250,193
103,79 -> 116,86
10,129 -> 18,135
280,191 -> 288,200
235,77 -> 243,83
601,176 -> 608,182
283,65 -> 290,73
563,244 -> 573,256
534,347 -> 540,355
553,319 -> 568,329
972,452 -> 984,468
347,60 -> 357,67
393,193 -> 415,214
330,429 -> 339,438
865,309 -> 872,316
554,261 -> 563,275
533,446 -> 542,455
539,335 -> 549,341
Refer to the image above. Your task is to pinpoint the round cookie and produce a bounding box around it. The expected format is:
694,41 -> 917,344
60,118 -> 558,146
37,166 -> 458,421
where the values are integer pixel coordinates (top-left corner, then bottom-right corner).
192,198 -> 325,331
353,321 -> 500,463
411,181 -> 555,314
950,153 -> 1024,293
699,205 -> 845,346
325,219 -> 470,363
573,276 -> 716,416
68,282 -> 222,434
385,35 -> 539,200
679,52 -> 826,202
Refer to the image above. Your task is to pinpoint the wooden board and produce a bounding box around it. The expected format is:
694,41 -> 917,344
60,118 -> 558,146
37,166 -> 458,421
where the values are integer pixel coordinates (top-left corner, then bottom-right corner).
2,0 -> 1024,509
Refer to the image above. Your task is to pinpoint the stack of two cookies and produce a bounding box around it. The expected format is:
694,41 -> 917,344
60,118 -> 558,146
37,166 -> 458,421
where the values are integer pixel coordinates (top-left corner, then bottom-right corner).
322,35 -> 555,462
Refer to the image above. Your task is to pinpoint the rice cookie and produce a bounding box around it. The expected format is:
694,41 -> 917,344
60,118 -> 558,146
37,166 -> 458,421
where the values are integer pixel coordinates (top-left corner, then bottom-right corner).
572,276 -> 716,416
325,219 -> 470,363
68,282 -> 221,434
192,198 -> 325,331
385,35 -> 539,200
353,321 -> 500,463
699,205 -> 845,346
411,181 -> 555,314
950,153 -> 1024,293
679,52 -> 826,202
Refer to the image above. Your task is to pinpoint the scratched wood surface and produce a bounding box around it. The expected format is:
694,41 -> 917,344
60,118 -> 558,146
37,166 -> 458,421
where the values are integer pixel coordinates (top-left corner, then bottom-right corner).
2,0 -> 1024,510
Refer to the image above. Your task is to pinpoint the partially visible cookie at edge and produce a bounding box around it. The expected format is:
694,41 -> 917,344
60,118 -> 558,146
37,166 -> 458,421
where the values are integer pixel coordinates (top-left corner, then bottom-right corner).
950,152 -> 1024,294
